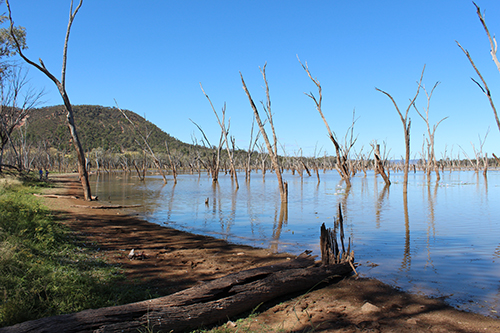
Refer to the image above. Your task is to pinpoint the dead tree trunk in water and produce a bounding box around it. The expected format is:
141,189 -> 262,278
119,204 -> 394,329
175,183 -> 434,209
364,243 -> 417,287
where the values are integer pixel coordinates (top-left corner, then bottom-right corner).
240,64 -> 288,203
413,82 -> 448,182
376,65 -> 425,192
116,102 -> 168,184
190,119 -> 223,183
165,140 -> 177,183
320,203 -> 355,268
200,84 -> 239,189
371,142 -> 391,186
7,0 -> 92,200
245,115 -> 261,182
299,58 -> 356,187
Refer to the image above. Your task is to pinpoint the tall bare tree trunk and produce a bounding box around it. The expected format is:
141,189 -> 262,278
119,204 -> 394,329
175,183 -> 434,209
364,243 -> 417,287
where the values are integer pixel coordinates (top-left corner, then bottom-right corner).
240,65 -> 288,203
200,84 -> 239,189
413,82 -> 448,183
376,66 -> 425,193
7,0 -> 92,200
299,58 -> 355,187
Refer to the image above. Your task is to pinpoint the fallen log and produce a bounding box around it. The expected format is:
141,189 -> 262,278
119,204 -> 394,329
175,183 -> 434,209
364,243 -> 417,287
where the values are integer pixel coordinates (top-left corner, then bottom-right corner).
33,193 -> 79,199
0,253 -> 353,333
70,204 -> 142,209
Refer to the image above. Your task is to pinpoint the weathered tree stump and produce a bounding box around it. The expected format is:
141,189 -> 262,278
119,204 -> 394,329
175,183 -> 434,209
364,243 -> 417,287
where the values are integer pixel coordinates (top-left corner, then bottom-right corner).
320,203 -> 354,266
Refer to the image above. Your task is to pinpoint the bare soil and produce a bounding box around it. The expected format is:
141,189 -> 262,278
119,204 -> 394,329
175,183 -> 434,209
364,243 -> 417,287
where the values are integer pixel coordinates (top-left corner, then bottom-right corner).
39,174 -> 500,332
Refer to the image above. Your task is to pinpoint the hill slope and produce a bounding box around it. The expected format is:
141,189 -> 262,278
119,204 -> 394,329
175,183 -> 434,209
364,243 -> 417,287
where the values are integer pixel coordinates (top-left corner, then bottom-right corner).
26,105 -> 192,153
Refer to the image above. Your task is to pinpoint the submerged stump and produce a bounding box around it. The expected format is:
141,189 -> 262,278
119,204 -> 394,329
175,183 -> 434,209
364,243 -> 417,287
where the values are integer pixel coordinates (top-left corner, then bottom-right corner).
320,203 -> 355,266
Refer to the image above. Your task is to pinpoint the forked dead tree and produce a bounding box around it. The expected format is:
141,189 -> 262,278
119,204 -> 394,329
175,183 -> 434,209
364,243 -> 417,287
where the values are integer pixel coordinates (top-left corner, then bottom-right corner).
115,101 -> 168,184
376,66 -> 425,192
200,83 -> 239,189
6,0 -> 92,200
413,82 -> 448,181
240,64 -> 288,203
298,58 -> 357,187
457,2 -> 500,136
190,119 -> 223,183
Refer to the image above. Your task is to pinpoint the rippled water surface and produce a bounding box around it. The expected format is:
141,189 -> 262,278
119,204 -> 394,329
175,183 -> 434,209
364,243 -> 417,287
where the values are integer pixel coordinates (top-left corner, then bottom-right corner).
90,170 -> 500,317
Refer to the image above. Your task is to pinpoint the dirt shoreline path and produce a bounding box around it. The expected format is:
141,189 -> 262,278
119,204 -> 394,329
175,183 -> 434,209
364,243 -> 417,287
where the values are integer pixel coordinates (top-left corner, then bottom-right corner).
41,174 -> 500,332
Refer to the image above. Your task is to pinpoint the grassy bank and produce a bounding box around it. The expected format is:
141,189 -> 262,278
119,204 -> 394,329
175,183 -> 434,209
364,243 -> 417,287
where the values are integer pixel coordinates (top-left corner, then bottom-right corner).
0,175 -> 156,328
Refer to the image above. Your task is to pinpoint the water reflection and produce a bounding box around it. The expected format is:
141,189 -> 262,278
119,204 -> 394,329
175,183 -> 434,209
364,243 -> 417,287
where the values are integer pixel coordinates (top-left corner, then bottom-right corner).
400,190 -> 411,271
271,203 -> 288,253
424,181 -> 437,272
90,170 -> 500,318
375,184 -> 389,229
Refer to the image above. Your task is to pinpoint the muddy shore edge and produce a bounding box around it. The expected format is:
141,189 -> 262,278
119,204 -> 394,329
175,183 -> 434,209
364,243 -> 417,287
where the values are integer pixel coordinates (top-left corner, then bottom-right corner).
38,174 -> 500,332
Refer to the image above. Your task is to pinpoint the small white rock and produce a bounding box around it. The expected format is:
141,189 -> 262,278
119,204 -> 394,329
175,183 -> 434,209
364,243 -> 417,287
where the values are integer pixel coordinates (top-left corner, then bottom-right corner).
361,302 -> 380,313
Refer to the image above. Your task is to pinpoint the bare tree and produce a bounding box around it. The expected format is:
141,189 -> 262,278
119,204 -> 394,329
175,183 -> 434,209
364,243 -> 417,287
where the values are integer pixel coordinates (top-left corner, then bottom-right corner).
6,0 -> 92,200
190,119 -> 223,183
200,83 -> 239,189
240,64 -> 288,203
245,114 -> 261,182
115,101 -> 168,184
298,58 -> 357,187
456,2 -> 500,135
376,66 -> 425,192
413,82 -> 448,181
472,128 -> 490,175
165,140 -> 177,183
0,66 -> 44,170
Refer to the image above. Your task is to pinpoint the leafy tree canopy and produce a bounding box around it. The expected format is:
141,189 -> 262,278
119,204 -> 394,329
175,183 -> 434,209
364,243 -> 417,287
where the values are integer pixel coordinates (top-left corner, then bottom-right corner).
0,1 -> 26,61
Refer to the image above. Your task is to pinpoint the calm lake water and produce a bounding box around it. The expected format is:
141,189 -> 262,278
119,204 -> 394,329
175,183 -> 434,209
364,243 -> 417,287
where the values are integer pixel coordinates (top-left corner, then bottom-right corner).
90,169 -> 500,317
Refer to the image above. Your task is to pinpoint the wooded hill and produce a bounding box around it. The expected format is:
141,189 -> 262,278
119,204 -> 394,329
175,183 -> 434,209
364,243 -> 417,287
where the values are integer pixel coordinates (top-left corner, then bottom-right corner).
25,105 -> 193,153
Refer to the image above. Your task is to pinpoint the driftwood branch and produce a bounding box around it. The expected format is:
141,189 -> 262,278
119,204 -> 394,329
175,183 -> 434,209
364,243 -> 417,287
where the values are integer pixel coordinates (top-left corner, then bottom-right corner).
70,204 -> 142,209
33,193 -> 78,199
0,253 -> 352,333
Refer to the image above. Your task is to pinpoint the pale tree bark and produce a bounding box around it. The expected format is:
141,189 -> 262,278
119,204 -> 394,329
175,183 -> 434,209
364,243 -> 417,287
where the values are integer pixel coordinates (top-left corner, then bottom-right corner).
457,40 -> 500,137
298,58 -> 356,187
456,2 -> 500,135
200,83 -> 239,189
371,142 -> 391,186
6,0 -> 92,200
413,82 -> 448,182
376,65 -> 425,192
245,115 -> 261,182
240,64 -> 288,203
165,140 -> 177,183
190,119 -> 223,183
115,101 -> 168,184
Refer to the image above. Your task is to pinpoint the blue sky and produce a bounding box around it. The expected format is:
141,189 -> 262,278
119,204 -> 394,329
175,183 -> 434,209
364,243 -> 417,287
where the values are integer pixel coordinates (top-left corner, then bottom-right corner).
7,0 -> 500,159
